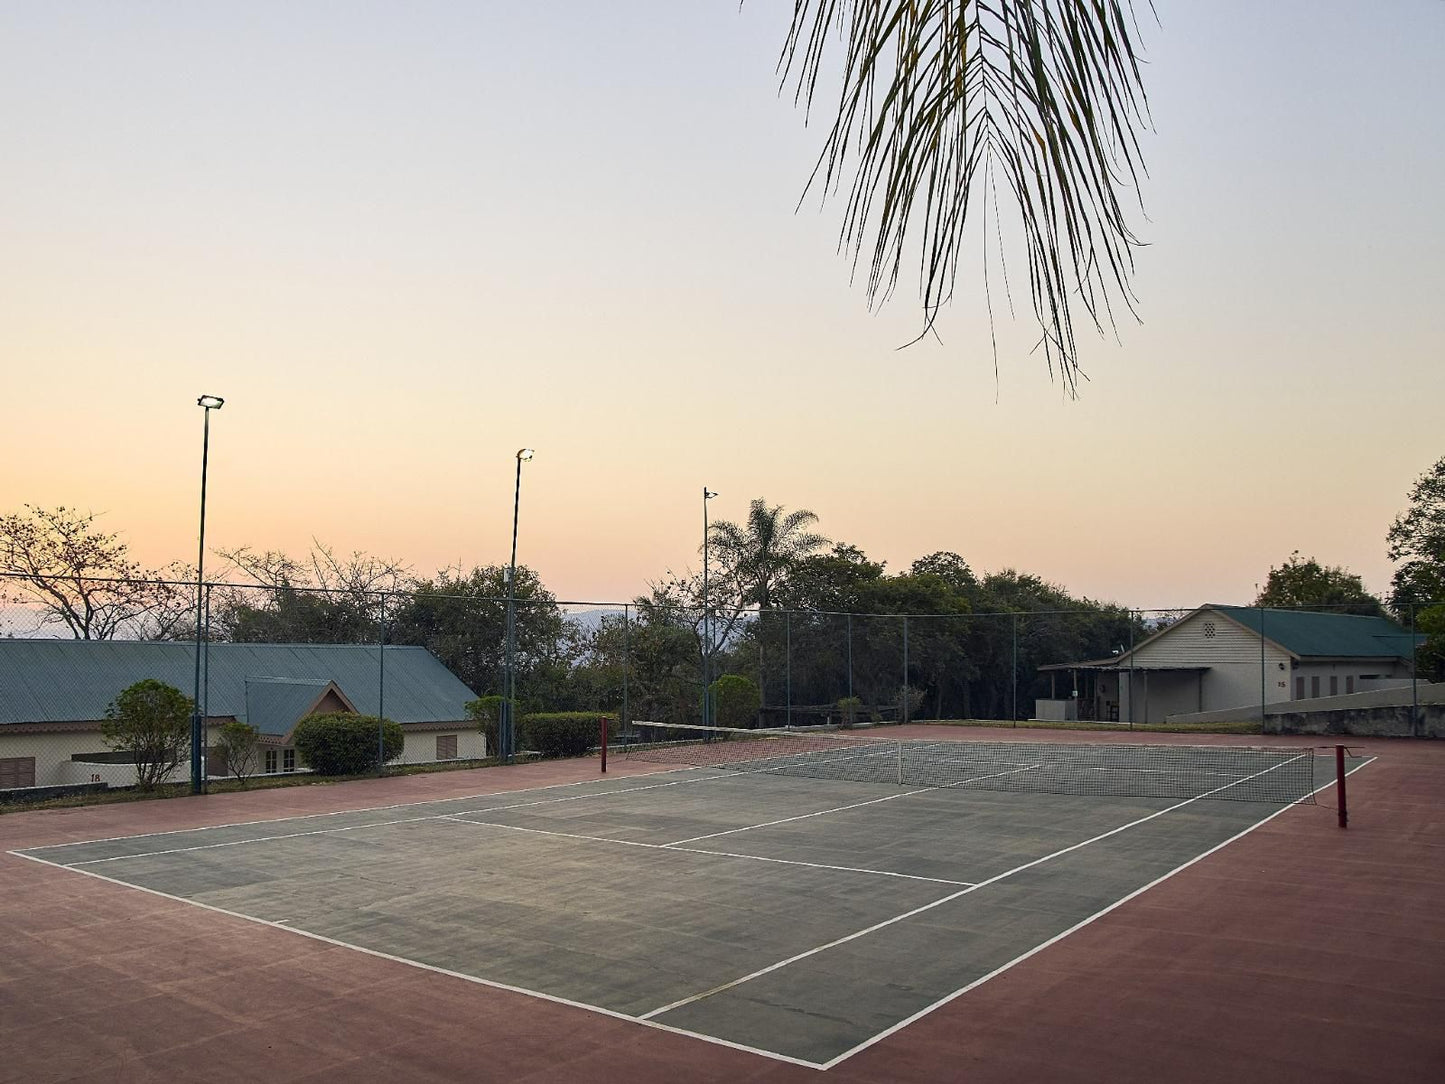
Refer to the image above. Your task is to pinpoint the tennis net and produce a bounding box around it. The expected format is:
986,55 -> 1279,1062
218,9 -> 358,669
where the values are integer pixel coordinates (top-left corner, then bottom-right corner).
622,723 -> 1319,804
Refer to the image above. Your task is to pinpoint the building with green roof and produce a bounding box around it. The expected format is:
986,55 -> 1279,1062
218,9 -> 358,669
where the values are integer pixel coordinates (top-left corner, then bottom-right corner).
1039,605 -> 1422,725
0,640 -> 484,790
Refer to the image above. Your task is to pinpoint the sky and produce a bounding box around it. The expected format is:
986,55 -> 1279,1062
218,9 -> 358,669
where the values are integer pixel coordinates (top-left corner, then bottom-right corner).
2,1 -> 1441,610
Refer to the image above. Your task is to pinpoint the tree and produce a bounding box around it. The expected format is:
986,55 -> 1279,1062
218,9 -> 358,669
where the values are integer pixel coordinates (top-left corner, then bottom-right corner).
777,2 -> 1151,389
1387,455 -> 1445,614
101,679 -> 193,789
388,565 -> 571,700
709,499 -> 828,610
0,505 -> 192,639
214,721 -> 261,786
211,542 -> 409,644
709,674 -> 762,729
1254,551 -> 1386,617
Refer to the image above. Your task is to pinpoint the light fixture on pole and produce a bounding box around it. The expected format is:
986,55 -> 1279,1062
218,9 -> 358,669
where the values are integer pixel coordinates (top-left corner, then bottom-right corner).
702,487 -> 717,727
191,394 -> 224,794
503,448 -> 534,762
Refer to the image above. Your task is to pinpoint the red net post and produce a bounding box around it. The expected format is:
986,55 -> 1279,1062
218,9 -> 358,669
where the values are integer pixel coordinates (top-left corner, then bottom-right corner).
1336,745 -> 1347,829
600,715 -> 608,774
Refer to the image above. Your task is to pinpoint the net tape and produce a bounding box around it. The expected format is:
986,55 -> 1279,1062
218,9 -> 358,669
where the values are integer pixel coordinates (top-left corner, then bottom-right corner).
623,723 -> 1318,804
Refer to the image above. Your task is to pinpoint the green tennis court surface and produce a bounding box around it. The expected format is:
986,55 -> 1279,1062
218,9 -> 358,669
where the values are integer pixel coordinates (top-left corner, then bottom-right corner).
13,752 -> 1368,1068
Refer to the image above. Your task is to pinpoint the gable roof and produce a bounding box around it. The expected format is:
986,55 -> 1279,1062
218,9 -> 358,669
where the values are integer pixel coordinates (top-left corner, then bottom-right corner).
0,640 -> 477,729
243,678 -> 357,737
1209,605 -> 1418,659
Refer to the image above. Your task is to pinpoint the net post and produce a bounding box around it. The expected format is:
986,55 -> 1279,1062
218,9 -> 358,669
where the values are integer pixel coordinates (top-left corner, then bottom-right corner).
600,715 -> 608,774
1335,745 -> 1347,828
896,740 -> 903,786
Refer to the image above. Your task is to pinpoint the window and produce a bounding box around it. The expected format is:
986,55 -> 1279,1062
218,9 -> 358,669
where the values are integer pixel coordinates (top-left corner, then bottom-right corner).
1347,676 -> 1355,694
1295,677 -> 1304,700
0,757 -> 36,789
283,749 -> 296,772
265,750 -> 278,774
437,734 -> 458,760
1311,676 -> 1320,698
1330,676 -> 1338,696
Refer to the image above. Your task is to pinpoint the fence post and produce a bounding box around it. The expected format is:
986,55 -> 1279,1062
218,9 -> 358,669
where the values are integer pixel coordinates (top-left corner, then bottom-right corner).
902,615 -> 909,725
622,604 -> 630,736
378,591 -> 387,773
847,612 -> 853,702
600,715 -> 608,773
1011,612 -> 1018,727
785,609 -> 792,730
1336,745 -> 1348,828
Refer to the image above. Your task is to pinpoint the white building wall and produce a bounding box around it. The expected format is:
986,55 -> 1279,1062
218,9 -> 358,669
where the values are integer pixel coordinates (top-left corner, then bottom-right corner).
0,725 -> 226,788
397,727 -> 485,766
1118,610 -> 1294,722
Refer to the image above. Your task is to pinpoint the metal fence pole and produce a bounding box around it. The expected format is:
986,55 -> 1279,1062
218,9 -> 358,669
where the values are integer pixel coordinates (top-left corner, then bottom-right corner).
622,603 -> 630,734
847,612 -> 853,702
902,615 -> 909,725
1410,603 -> 1419,737
1127,612 -> 1135,729
785,609 -> 792,730
1011,612 -> 1018,727
378,591 -> 387,772
1260,604 -> 1267,731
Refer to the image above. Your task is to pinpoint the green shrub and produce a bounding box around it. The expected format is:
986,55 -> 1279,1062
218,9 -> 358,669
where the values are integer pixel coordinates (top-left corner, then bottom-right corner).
519,713 -> 617,759
293,712 -> 403,775
214,720 -> 260,784
465,695 -> 517,756
836,696 -> 864,728
102,679 -> 193,790
710,674 -> 761,729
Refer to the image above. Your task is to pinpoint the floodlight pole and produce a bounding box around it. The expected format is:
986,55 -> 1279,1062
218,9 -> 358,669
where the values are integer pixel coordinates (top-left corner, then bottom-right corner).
503,448 -> 533,762
191,395 -> 224,795
701,487 -> 716,726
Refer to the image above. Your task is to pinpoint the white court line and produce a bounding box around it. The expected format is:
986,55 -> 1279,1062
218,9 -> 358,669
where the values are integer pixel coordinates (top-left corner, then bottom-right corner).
440,815 -> 976,888
23,765 -> 698,851
815,754 -> 1377,1070
638,752 -> 1314,1021
42,769 -> 775,867
7,849 -> 826,1072
661,764 -> 1041,847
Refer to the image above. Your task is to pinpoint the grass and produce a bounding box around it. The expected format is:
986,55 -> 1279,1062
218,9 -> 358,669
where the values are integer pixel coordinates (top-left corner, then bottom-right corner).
925,718 -> 1265,735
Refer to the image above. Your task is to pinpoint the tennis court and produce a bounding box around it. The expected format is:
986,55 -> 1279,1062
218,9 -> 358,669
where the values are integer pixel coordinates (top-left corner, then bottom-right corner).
10,730 -> 1369,1069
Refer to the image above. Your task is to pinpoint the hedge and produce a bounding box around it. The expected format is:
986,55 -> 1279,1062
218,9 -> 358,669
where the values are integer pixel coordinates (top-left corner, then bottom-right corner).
293,713 -> 404,775
521,713 -> 618,759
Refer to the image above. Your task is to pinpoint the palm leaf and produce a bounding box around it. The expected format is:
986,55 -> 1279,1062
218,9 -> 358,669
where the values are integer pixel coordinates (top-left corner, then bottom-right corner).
778,0 -> 1153,391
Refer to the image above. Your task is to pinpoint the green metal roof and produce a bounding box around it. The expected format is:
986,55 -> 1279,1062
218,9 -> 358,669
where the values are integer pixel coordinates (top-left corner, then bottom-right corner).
0,640 -> 477,729
1210,606 -> 1419,659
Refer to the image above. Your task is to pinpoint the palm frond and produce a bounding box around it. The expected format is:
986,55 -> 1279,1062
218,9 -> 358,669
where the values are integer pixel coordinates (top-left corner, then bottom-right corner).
780,0 -> 1153,391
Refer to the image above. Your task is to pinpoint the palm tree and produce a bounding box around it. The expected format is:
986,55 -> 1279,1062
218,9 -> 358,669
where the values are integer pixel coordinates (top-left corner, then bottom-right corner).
709,499 -> 828,610
776,2 -> 1152,392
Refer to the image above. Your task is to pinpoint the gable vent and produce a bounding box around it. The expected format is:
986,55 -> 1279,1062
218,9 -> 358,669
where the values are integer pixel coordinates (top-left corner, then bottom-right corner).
1203,621 -> 1216,639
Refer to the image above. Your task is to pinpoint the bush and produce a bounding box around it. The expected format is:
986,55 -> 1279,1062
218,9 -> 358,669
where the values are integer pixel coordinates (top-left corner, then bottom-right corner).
102,679 -> 193,790
214,720 -> 260,785
465,695 -> 517,756
836,696 -> 864,728
710,674 -> 761,729
519,713 -> 617,759
293,712 -> 404,775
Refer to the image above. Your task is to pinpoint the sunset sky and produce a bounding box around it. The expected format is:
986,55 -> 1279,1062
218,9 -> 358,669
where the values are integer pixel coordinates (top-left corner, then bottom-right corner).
2,1 -> 1441,610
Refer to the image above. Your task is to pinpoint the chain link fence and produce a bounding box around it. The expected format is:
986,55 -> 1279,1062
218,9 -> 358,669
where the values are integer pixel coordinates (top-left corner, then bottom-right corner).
1,571 -> 1439,801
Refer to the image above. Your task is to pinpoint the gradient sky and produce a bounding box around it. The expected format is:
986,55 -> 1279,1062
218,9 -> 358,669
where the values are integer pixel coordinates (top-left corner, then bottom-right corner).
2,1 -> 1441,610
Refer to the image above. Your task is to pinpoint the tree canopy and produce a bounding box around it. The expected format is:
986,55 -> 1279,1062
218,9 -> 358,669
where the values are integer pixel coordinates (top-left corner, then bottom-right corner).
1253,551 -> 1386,617
1387,455 -> 1445,613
